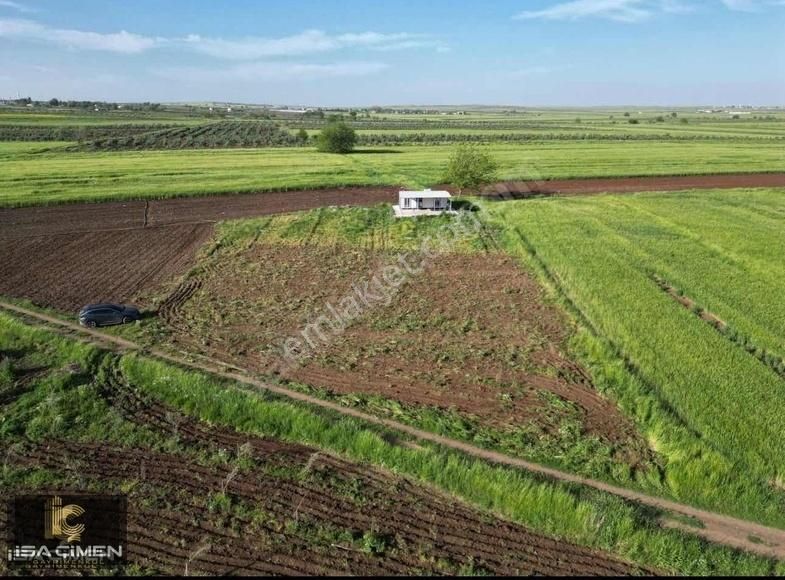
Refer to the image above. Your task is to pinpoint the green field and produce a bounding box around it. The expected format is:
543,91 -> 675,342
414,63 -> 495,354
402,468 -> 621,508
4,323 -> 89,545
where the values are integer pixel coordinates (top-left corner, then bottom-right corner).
0,104 -> 783,207
1,140 -> 784,206
0,311 -> 779,576
483,187 -> 785,526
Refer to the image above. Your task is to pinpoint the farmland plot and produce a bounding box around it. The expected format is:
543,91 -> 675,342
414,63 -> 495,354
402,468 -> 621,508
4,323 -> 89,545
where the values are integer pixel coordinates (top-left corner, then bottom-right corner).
144,206 -> 656,480
484,187 -> 785,526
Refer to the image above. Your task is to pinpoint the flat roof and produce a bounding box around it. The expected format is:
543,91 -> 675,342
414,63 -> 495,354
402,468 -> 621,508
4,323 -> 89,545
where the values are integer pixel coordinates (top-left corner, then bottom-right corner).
399,189 -> 452,199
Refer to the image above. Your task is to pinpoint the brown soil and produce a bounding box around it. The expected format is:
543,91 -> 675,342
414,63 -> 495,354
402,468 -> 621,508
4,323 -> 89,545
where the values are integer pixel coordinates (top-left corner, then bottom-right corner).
475,172 -> 785,199
160,242 -> 649,463
0,186 -> 396,312
0,186 -> 398,239
0,374 -> 646,576
0,224 -> 212,312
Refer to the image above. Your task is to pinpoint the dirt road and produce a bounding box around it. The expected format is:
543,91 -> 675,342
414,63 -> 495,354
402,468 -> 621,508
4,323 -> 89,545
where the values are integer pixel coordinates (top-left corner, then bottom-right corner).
2,299 -> 785,561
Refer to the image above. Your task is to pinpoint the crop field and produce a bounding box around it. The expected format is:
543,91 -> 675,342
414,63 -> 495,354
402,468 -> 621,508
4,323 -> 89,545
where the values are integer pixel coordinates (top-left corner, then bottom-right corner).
2,140 -> 784,207
483,187 -> 785,527
0,186 -> 401,316
1,105 -> 784,207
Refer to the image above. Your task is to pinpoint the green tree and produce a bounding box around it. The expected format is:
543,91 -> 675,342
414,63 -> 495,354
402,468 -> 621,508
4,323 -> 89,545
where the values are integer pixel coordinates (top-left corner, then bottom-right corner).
444,144 -> 498,194
316,121 -> 357,154
296,128 -> 309,145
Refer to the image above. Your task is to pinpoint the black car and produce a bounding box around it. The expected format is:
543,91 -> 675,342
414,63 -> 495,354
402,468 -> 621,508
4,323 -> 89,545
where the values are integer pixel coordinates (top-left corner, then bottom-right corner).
78,304 -> 141,328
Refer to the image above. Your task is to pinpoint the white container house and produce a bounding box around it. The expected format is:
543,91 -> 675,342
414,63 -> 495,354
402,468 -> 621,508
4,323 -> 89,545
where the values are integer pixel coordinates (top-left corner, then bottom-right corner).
393,189 -> 455,218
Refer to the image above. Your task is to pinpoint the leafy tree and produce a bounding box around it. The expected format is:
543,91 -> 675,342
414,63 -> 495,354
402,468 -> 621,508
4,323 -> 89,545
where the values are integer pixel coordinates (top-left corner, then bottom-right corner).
316,121 -> 357,153
48,98 -> 60,107
444,144 -> 498,194
296,128 -> 309,145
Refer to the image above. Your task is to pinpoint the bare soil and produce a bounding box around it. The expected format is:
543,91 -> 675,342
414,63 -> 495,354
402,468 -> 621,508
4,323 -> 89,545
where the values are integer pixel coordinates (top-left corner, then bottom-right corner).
2,175 -> 781,239
0,186 -> 398,239
476,172 -> 785,199
0,224 -> 212,312
158,242 -> 650,464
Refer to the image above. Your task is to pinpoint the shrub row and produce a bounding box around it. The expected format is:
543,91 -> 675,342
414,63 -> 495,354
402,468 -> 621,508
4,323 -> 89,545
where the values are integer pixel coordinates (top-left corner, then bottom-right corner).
0,124 -> 175,142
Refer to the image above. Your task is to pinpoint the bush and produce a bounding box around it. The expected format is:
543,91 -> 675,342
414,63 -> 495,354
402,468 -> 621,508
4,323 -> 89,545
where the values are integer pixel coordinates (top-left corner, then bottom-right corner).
316,121 -> 357,154
444,144 -> 498,194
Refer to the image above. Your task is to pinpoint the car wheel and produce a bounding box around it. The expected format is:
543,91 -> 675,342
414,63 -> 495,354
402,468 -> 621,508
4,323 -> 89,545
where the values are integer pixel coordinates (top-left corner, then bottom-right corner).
122,316 -> 133,324
86,320 -> 97,328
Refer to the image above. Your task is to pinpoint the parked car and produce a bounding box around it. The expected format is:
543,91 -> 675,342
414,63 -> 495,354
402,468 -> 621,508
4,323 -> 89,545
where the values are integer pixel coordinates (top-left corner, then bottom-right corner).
78,304 -> 141,328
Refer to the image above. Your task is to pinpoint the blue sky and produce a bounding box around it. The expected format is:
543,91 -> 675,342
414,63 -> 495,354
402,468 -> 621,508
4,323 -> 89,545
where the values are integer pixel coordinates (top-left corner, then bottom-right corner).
1,0 -> 783,105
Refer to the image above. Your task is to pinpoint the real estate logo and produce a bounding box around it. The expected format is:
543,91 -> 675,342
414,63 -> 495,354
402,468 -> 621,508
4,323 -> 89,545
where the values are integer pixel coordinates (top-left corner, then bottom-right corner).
44,496 -> 86,544
7,494 -> 126,570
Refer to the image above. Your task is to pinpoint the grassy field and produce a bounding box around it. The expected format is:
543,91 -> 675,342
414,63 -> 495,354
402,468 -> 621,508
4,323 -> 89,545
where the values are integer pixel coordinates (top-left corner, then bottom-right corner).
2,140 -> 784,206
0,104 -> 784,207
482,187 -> 785,527
0,311 -> 780,575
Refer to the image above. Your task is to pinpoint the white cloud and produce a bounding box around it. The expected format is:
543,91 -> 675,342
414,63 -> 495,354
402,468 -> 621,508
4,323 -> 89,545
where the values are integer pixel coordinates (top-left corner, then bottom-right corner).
0,1 -> 34,13
179,30 -> 446,59
157,61 -> 389,83
0,19 -> 446,59
514,0 -> 655,22
0,18 -> 157,53
514,0 -> 781,21
719,0 -> 782,10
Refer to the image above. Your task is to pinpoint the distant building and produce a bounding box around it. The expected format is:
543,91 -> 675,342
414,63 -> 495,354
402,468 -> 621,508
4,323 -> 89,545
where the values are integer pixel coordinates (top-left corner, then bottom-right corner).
393,189 -> 455,218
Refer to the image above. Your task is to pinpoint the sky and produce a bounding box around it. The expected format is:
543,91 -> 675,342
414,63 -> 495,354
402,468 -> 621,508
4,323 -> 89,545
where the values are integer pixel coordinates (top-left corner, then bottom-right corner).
1,0 -> 784,106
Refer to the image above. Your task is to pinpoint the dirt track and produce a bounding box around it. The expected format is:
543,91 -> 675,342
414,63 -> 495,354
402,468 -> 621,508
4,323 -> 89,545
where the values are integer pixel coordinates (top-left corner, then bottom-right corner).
1,370 -> 641,576
4,299 -> 785,562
